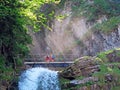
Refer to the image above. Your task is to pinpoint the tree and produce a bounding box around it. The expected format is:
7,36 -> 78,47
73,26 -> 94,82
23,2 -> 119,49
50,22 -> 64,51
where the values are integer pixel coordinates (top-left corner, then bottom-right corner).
0,0 -> 58,88
0,0 -> 32,84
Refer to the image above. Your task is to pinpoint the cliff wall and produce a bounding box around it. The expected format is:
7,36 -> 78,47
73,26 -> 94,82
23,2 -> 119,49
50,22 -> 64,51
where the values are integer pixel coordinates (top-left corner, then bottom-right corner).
29,1 -> 120,60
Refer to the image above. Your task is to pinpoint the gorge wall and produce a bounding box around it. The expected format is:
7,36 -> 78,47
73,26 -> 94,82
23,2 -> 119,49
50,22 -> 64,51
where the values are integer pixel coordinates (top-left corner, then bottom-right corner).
29,1 -> 120,60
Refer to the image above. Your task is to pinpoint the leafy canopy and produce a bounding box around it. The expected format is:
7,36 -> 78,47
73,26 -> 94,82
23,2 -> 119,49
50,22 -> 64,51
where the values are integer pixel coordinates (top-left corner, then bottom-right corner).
0,0 -> 59,82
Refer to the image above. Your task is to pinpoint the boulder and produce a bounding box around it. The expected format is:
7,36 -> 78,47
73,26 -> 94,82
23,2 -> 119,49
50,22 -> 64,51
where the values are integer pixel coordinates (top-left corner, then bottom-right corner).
59,56 -> 100,79
59,50 -> 120,90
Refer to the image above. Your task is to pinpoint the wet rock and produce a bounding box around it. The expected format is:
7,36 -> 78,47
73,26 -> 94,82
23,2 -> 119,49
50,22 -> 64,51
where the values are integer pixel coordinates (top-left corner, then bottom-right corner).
6,81 -> 18,90
59,56 -> 100,79
70,77 -> 98,85
105,74 -> 113,82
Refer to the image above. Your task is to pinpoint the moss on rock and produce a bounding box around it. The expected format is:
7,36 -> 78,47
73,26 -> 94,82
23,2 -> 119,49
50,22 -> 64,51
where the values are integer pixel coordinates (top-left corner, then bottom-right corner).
59,48 -> 120,90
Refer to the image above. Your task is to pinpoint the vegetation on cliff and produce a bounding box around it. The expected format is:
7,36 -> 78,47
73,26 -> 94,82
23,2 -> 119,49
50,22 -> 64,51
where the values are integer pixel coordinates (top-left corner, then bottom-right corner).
0,0 -> 31,83
59,0 -> 120,34
72,0 -> 120,33
0,0 -> 57,89
60,49 -> 120,90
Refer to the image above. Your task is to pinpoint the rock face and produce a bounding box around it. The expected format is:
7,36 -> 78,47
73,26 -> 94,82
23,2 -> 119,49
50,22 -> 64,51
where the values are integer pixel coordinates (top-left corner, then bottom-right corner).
106,50 -> 120,62
70,77 -> 98,85
0,81 -> 18,90
29,1 -> 120,60
59,56 -> 100,79
59,49 -> 120,90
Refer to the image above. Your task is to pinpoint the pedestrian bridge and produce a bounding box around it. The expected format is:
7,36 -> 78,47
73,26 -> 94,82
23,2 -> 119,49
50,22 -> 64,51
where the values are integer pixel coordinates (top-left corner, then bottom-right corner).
23,54 -> 77,67
24,61 -> 74,67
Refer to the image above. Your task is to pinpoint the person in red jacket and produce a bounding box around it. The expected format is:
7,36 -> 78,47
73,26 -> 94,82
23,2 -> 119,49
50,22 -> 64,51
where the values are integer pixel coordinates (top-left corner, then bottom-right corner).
45,55 -> 50,62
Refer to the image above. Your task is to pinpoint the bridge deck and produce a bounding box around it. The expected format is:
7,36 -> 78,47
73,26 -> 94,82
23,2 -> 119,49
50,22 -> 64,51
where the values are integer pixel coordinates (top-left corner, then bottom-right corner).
24,61 -> 74,64
24,61 -> 74,67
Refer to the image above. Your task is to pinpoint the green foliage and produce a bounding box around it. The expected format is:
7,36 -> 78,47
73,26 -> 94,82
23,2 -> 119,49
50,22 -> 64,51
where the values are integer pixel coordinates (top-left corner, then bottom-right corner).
71,0 -> 120,19
116,50 -> 120,57
55,14 -> 69,21
76,76 -> 84,80
1,67 -> 14,81
94,16 -> 120,34
58,0 -> 120,33
0,55 -> 14,81
18,0 -> 57,31
97,52 -> 108,62
111,86 -> 120,90
0,0 -> 30,82
0,0 -> 58,83
93,64 -> 108,77
97,49 -> 113,62
92,64 -> 120,87
94,57 -> 103,64
0,56 -> 5,70
75,39 -> 83,45
59,77 -> 70,87
93,50 -> 120,86
57,0 -> 66,8
97,49 -> 120,63
71,0 -> 120,33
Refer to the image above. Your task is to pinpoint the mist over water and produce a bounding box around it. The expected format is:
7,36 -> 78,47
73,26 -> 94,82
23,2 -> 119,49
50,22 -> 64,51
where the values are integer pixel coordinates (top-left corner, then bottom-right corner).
18,67 -> 60,90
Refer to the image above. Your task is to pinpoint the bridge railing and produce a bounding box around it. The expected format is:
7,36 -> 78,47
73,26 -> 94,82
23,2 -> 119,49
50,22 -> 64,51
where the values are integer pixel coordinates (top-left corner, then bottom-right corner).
24,54 -> 79,62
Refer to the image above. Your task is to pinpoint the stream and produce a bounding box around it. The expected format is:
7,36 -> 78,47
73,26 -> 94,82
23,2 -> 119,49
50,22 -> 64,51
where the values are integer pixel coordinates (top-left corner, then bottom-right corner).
18,67 -> 60,90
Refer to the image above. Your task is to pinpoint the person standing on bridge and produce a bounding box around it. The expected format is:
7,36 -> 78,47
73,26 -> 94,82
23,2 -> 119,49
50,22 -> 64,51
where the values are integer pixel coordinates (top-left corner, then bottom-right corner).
45,55 -> 50,62
49,54 -> 55,62
52,54 -> 55,61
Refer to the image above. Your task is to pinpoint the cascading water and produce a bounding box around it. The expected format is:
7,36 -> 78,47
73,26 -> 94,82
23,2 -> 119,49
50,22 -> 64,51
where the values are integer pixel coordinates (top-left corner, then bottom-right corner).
18,67 -> 60,90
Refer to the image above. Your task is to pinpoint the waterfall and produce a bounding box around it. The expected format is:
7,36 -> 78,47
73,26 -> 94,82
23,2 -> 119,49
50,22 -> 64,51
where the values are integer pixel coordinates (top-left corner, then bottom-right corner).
18,67 -> 60,90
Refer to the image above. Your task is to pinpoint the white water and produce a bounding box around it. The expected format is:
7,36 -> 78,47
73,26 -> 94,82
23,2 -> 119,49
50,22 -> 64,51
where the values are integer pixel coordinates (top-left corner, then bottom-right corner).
18,67 -> 60,90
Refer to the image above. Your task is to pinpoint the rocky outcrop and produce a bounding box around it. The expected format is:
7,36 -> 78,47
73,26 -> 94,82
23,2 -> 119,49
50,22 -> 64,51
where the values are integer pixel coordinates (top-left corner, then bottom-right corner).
29,0 -> 120,60
59,56 -> 100,79
70,77 -> 98,85
106,50 -> 120,62
59,49 -> 120,90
